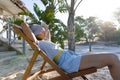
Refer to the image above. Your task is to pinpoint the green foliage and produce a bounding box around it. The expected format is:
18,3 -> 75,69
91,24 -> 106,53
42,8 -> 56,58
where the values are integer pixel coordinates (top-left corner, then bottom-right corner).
18,11 -> 40,24
74,16 -> 100,42
32,1 -> 67,48
33,3 -> 55,24
41,0 -> 48,6
43,6 -> 55,24
74,23 -> 85,42
47,17 -> 67,48
33,3 -> 42,21
8,17 -> 24,26
74,16 -> 86,42
6,0 -> 68,48
58,1 -> 68,13
84,17 -> 100,40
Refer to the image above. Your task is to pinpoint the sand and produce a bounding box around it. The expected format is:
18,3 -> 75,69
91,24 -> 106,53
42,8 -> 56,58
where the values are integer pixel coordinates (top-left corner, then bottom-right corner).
0,42 -> 120,80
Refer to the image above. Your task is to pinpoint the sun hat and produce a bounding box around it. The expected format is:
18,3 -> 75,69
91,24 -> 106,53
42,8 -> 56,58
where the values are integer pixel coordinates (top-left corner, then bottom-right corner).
30,24 -> 43,35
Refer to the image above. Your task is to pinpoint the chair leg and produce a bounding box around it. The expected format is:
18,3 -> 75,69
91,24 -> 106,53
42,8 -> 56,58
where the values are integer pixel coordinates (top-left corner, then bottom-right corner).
81,76 -> 88,80
22,51 -> 38,80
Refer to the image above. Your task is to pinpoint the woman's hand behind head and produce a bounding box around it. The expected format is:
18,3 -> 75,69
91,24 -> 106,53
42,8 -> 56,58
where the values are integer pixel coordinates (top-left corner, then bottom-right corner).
30,23 -> 51,41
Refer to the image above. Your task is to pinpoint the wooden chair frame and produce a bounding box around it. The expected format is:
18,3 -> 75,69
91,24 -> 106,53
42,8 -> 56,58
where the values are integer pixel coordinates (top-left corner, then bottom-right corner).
13,25 -> 97,80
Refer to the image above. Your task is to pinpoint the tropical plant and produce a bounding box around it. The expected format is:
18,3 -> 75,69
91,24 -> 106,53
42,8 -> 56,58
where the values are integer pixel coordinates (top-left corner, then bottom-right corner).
33,1 -> 67,48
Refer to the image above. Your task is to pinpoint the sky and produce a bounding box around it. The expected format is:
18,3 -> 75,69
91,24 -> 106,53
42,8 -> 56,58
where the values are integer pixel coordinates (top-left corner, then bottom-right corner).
21,0 -> 120,25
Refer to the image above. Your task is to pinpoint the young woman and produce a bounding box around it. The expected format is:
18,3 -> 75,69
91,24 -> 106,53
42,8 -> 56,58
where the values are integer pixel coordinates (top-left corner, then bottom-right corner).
21,22 -> 120,80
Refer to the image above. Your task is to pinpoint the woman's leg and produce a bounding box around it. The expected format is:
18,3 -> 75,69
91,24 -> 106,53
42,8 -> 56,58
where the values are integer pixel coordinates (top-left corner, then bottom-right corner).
79,53 -> 120,80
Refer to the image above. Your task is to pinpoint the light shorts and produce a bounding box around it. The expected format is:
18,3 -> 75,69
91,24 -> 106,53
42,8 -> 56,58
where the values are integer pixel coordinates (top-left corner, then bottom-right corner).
56,50 -> 82,73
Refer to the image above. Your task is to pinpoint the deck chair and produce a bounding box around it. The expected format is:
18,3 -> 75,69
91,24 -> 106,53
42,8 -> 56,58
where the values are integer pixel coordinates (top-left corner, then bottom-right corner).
13,24 -> 97,80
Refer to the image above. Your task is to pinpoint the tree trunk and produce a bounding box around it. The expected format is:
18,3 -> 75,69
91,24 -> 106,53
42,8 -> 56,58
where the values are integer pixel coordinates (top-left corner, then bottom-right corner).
67,0 -> 75,51
89,39 -> 92,52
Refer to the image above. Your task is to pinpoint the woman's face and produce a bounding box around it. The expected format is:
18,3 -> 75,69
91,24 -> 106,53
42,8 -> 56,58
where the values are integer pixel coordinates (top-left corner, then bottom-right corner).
35,26 -> 50,40
36,29 -> 45,40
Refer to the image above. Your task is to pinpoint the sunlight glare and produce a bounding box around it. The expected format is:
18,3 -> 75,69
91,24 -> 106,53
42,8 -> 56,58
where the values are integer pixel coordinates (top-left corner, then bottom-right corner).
76,0 -> 120,21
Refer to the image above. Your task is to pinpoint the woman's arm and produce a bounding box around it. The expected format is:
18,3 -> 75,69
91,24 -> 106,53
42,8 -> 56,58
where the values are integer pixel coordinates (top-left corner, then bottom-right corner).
44,28 -> 51,41
21,23 -> 38,43
41,23 -> 51,41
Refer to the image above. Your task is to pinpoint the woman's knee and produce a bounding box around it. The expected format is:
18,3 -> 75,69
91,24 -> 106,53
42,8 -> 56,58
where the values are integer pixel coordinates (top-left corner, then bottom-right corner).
109,54 -> 118,59
108,54 -> 119,64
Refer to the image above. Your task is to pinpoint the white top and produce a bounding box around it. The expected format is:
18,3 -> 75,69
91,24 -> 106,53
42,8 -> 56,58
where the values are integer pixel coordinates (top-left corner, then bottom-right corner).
37,40 -> 62,59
